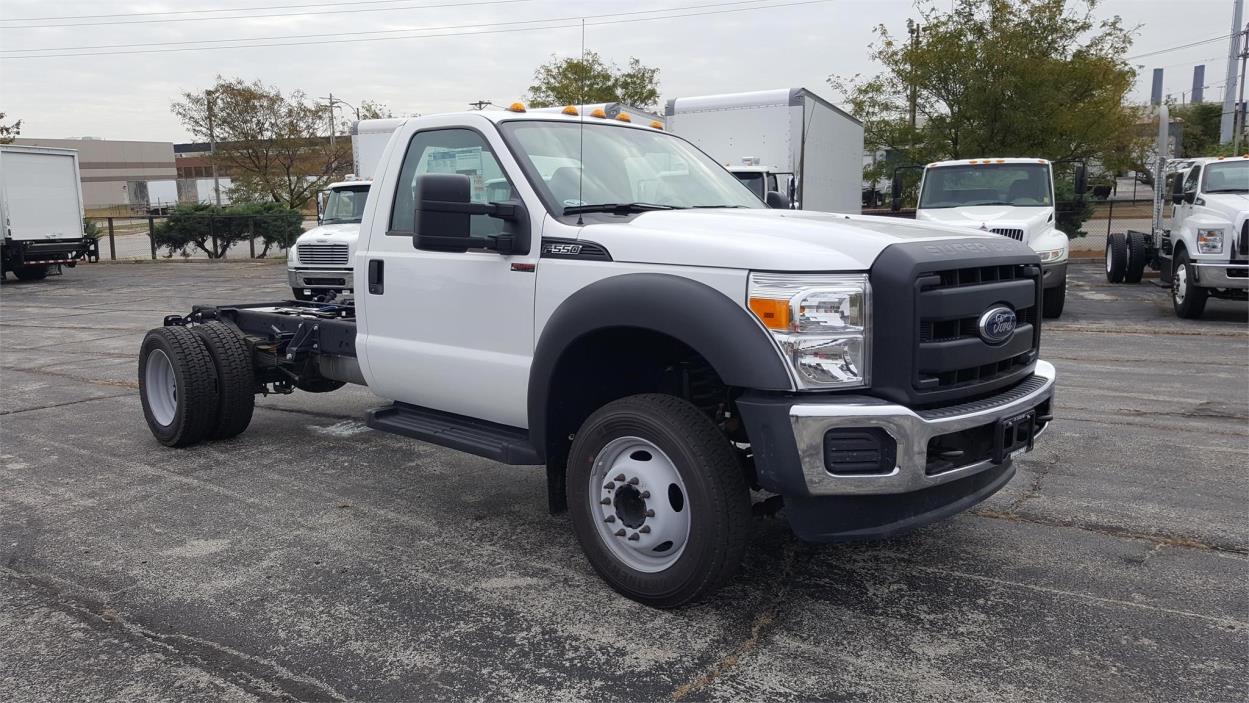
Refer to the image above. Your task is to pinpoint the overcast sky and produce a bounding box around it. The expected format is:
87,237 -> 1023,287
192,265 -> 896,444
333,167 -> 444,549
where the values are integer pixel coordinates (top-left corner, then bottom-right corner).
0,0 -> 1237,142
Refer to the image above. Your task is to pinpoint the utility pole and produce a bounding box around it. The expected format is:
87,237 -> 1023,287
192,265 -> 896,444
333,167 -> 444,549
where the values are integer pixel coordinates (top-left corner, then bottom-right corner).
906,19 -> 921,130
206,89 -> 221,207
469,100 -> 494,111
1237,23 -> 1249,153
1220,0 -> 1244,142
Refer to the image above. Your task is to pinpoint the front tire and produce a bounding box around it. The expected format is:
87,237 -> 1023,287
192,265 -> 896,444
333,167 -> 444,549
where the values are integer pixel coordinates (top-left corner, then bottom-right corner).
1171,251 -> 1208,319
1042,277 -> 1066,319
567,394 -> 751,608
138,326 -> 220,447
1105,232 -> 1127,283
14,265 -> 48,281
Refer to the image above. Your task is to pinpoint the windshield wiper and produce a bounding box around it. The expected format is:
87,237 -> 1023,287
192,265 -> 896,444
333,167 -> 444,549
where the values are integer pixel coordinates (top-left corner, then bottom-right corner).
691,204 -> 749,209
563,202 -> 678,216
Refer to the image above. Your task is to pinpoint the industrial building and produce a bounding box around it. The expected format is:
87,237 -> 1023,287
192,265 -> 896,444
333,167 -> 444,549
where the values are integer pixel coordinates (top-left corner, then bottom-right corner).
12,137 -> 177,213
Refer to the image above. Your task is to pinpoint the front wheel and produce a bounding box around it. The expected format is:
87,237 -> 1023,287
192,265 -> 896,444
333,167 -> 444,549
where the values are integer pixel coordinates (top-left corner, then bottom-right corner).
1042,278 -> 1066,319
1171,251 -> 1208,319
567,394 -> 751,608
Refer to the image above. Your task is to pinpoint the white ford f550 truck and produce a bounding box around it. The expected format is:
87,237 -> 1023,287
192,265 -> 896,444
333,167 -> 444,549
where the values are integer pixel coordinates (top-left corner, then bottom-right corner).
902,158 -> 1079,318
137,107 -> 1056,607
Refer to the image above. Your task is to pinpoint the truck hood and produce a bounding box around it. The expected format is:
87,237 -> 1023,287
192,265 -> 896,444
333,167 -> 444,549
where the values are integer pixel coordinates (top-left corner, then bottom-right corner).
1196,192 -> 1249,224
576,209 -> 1011,271
916,206 -> 1054,246
295,222 -> 361,244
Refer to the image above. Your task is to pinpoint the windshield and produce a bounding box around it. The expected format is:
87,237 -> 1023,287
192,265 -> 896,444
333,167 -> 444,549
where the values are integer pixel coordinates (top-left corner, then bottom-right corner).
322,185 -> 370,223
498,121 -> 763,214
1202,161 -> 1249,193
733,171 -> 766,199
919,164 -> 1053,208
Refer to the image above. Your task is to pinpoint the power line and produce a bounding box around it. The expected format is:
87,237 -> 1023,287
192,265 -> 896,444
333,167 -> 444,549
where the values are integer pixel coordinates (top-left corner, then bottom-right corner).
1,0 -> 833,60
0,0 -> 779,54
1126,33 -> 1235,61
0,0 -> 500,23
0,0 -> 541,30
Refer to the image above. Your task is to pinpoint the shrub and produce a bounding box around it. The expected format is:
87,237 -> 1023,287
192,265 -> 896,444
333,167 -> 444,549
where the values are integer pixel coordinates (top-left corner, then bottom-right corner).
153,202 -> 302,258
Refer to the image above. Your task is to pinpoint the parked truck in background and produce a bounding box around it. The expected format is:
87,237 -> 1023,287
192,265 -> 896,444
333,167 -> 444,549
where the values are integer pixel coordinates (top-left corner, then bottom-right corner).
666,88 -> 864,213
288,120 -> 401,300
0,144 -> 91,281
900,158 -> 1080,318
138,105 -> 1056,607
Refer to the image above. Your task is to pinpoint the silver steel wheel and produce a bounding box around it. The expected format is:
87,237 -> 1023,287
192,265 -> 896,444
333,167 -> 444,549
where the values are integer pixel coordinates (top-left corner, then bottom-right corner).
1174,263 -> 1188,303
1106,245 -> 1113,273
588,436 -> 691,573
144,348 -> 178,426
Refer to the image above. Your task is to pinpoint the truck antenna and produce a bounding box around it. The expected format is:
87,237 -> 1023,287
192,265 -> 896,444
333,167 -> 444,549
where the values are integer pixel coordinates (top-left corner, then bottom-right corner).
577,18 -> 586,226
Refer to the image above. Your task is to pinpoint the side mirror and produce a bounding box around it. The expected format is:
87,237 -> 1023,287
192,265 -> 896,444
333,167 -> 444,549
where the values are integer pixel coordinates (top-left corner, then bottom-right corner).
890,171 -> 903,211
411,173 -> 530,254
765,190 -> 791,209
1183,190 -> 1196,204
1074,164 -> 1087,197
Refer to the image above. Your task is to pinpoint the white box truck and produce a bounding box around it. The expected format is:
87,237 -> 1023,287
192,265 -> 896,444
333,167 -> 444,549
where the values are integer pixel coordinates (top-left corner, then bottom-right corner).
665,88 -> 864,213
0,144 -> 91,280
289,119 -> 401,299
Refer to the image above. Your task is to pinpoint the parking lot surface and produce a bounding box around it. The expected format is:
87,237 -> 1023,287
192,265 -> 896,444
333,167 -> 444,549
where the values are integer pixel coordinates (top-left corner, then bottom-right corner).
2,261 -> 1246,702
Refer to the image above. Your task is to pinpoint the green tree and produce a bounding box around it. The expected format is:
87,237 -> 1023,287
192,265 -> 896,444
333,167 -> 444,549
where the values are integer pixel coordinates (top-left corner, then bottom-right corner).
171,77 -> 350,210
0,112 -> 21,143
1170,102 -> 1223,157
526,52 -> 660,110
153,201 -> 302,258
833,0 -> 1145,235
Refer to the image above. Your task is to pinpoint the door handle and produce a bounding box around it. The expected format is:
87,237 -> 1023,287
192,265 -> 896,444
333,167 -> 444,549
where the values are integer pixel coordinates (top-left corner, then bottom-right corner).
368,259 -> 384,294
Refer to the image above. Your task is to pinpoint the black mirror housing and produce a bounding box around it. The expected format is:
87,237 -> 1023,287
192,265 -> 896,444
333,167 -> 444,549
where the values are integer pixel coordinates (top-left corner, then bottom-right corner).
765,190 -> 791,209
411,173 -> 531,254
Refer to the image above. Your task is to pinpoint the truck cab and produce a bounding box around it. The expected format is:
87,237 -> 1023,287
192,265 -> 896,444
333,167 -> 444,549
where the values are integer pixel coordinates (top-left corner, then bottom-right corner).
912,158 -> 1072,318
1163,156 -> 1249,316
139,106 -> 1056,608
287,179 -> 370,300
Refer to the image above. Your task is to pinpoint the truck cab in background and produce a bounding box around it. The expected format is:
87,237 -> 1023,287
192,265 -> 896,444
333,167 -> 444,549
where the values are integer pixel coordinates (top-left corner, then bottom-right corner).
908,158 -> 1076,318
287,119 -> 401,300
288,179 -> 370,300
726,157 -> 795,209
0,144 -> 91,281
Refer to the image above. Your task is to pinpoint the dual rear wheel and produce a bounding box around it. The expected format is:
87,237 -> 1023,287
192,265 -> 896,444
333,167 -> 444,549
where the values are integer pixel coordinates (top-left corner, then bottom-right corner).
138,322 -> 255,447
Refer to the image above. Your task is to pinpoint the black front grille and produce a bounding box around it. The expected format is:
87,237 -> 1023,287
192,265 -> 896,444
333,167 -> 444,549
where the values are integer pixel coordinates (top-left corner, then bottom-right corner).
869,239 -> 1042,408
991,228 -> 1024,241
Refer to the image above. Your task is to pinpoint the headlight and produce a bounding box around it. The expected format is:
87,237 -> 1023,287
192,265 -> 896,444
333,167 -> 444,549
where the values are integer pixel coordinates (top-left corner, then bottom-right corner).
1037,248 -> 1066,263
1197,228 -> 1224,254
748,273 -> 869,389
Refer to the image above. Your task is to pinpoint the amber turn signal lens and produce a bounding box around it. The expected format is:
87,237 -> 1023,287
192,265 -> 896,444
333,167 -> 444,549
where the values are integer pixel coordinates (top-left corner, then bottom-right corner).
749,297 -> 791,330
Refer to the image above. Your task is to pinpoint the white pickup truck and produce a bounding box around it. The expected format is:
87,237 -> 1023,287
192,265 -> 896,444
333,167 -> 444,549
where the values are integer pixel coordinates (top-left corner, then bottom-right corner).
904,158 -> 1076,318
137,106 -> 1056,607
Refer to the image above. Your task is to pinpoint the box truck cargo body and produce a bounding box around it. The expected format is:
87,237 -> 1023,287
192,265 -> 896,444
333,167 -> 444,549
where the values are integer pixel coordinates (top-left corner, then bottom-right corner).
0,144 -> 91,280
665,88 -> 863,213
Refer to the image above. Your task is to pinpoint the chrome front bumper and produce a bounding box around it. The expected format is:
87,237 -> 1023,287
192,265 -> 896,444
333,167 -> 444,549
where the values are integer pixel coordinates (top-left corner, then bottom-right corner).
1191,262 -> 1249,289
789,360 -> 1056,496
288,268 -> 353,290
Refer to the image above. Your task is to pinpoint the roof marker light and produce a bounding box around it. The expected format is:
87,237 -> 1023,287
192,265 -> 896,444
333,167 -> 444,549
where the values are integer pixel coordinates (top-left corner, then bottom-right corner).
615,113 -> 632,122
506,102 -> 526,113
590,108 -> 607,118
562,105 -> 578,115
650,120 -> 664,130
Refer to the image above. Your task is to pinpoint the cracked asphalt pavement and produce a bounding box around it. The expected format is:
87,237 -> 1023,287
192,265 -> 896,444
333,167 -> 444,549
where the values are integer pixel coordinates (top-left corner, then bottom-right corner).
2,261 -> 1246,702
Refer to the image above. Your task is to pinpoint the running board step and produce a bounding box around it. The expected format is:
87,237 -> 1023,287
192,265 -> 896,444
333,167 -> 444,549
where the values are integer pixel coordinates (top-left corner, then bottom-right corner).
365,402 -> 542,465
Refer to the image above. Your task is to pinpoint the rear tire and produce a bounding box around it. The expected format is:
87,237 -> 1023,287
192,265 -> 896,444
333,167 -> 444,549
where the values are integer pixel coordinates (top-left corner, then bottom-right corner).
1042,278 -> 1066,318
138,326 -> 220,447
192,322 -> 256,440
1125,231 -> 1147,284
1105,232 -> 1127,283
567,394 -> 751,608
1171,250 -> 1208,319
14,265 -> 48,281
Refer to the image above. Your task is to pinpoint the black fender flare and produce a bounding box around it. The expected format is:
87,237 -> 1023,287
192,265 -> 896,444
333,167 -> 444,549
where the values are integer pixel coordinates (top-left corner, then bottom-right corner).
527,272 -> 793,457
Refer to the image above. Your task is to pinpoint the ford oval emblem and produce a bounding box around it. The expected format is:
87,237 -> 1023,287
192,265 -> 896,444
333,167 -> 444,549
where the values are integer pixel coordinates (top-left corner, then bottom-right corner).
978,306 -> 1017,344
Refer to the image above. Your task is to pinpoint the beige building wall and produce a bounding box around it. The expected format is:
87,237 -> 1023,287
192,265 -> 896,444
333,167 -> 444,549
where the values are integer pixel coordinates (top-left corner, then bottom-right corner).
13,137 -> 176,209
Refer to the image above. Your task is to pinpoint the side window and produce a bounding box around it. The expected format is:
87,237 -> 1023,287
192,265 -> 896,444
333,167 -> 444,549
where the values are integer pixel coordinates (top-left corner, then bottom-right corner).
767,173 -> 779,193
1184,166 -> 1201,194
389,128 -> 513,236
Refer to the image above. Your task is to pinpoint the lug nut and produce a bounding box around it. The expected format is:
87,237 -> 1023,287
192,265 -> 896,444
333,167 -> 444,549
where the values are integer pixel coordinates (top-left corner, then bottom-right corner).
614,474 -> 625,482
627,477 -> 639,485
600,498 -> 612,505
603,482 -> 615,491
627,532 -> 639,541
604,515 -> 616,523
640,526 -> 651,534
645,509 -> 655,517
614,529 -> 626,537
640,491 -> 650,499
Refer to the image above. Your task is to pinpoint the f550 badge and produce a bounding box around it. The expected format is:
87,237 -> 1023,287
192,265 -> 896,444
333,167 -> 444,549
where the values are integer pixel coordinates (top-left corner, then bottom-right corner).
543,242 -> 583,256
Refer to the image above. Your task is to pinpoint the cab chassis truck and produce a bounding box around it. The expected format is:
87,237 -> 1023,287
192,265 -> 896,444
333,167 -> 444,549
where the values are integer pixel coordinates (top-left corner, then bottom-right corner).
137,107 -> 1056,607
